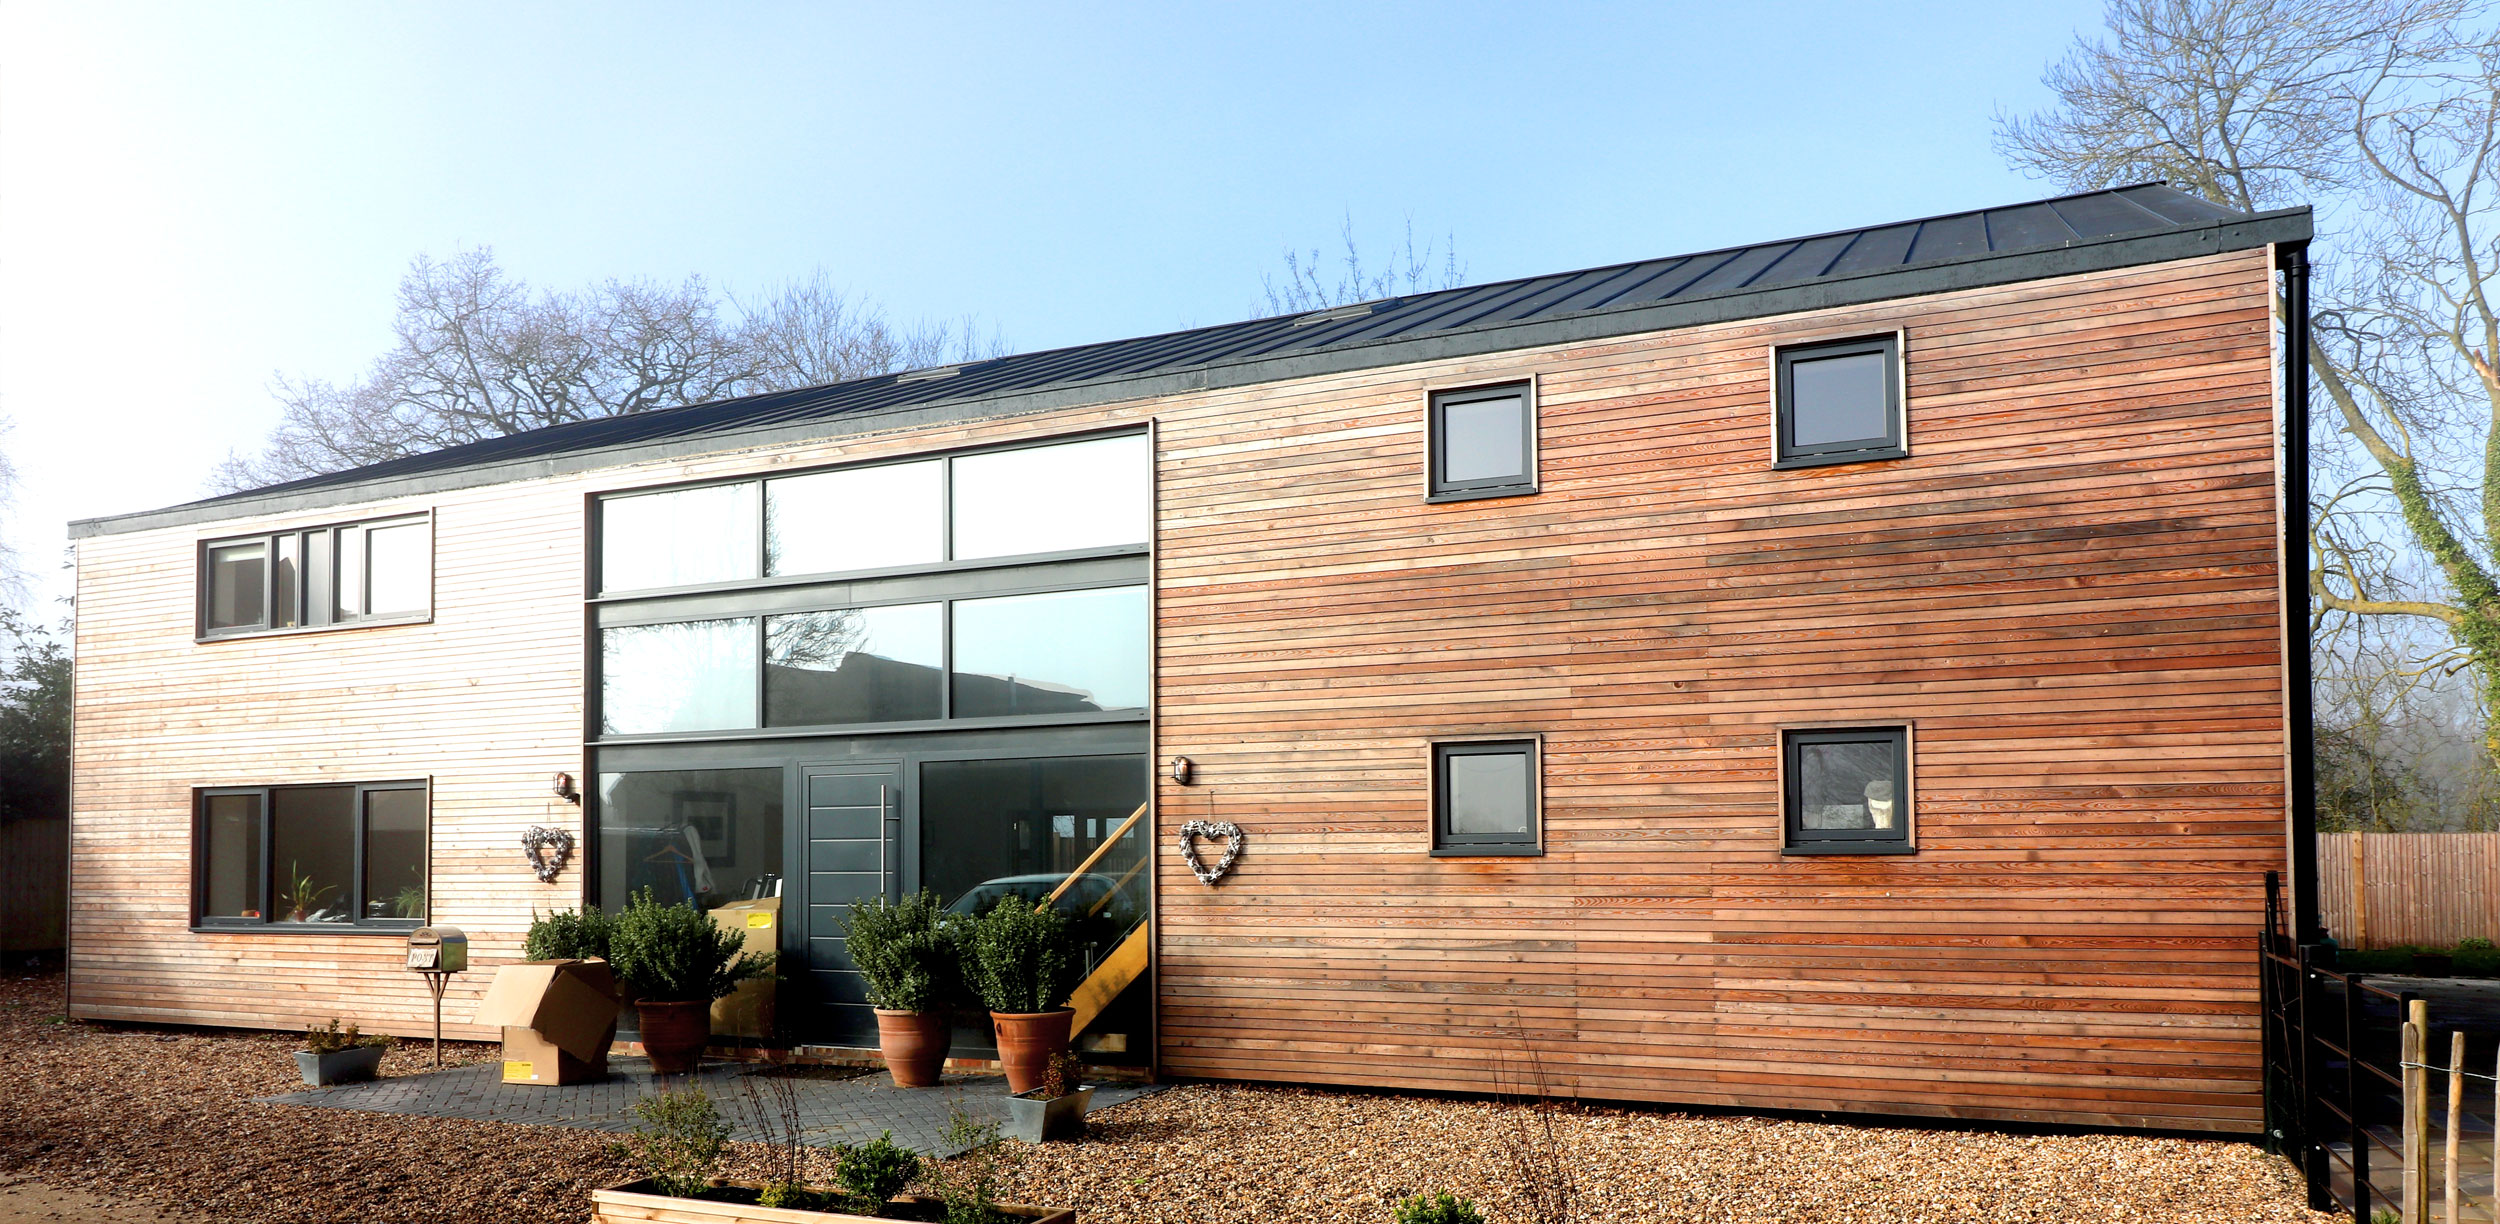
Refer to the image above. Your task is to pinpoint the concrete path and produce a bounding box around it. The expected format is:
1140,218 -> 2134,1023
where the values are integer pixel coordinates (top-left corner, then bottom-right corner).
258,1057 -> 1157,1156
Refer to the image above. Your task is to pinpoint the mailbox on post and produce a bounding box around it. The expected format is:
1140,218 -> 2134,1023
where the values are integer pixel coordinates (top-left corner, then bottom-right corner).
406,926 -> 467,973
406,926 -> 466,1067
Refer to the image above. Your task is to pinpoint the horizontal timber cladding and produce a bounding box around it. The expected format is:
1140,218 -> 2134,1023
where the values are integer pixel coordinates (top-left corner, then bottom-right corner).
65,245 -> 2284,1133
1148,246 -> 2284,1134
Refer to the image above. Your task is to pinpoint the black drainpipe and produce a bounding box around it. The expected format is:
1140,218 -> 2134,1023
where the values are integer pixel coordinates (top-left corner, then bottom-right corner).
2278,242 -> 2321,944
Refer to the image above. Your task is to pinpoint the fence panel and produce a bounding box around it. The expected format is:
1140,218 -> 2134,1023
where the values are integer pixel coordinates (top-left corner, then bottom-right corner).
2319,832 -> 2500,950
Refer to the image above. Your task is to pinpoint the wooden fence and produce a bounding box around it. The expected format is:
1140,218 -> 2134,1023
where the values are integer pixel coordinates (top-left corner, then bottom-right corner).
2319,833 -> 2500,951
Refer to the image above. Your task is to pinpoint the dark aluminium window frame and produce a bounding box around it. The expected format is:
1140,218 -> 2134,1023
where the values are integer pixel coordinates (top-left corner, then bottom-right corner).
1426,379 -> 1538,503
196,511 -> 435,641
1779,724 -> 1915,855
1430,736 -> 1543,856
190,779 -> 432,933
1771,332 -> 1906,469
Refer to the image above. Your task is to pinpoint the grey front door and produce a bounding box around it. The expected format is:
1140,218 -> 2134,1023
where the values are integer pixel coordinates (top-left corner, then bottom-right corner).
798,761 -> 902,1041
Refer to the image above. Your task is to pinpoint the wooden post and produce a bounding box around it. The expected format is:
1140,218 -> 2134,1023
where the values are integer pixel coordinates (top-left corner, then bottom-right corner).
2352,831 -> 2368,951
2402,999 -> 2427,1224
2442,1030 -> 2462,1224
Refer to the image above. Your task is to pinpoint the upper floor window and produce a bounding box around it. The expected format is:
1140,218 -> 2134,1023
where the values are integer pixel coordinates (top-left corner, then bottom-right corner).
597,432 -> 1150,595
1427,382 -> 1536,502
1773,335 -> 1904,468
200,514 -> 431,639
195,781 -> 429,929
1431,738 -> 1542,855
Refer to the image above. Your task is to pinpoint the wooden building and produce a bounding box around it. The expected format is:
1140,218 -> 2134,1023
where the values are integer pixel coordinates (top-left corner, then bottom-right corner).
67,185 -> 2313,1133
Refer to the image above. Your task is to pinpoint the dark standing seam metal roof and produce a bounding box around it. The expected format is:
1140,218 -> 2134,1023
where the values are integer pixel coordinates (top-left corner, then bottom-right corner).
81,183 -> 2303,536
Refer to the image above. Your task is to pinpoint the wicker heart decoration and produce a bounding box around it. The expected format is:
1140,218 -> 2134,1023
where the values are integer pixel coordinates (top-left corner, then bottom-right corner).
1177,819 -> 1244,885
520,825 -> 575,884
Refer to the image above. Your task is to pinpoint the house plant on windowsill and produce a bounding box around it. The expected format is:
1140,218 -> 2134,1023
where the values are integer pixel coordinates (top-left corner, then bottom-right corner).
295,1018 -> 392,1086
964,894 -> 1085,1095
1002,1051 -> 1093,1143
606,887 -> 773,1074
839,891 -> 962,1088
587,1084 -> 1076,1223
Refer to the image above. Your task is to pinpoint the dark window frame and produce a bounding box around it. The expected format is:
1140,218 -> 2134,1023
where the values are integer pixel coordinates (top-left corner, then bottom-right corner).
1426,381 -> 1538,503
1772,334 -> 1905,469
1779,725 -> 1915,855
196,512 -> 434,641
190,779 -> 432,933
1430,737 -> 1543,856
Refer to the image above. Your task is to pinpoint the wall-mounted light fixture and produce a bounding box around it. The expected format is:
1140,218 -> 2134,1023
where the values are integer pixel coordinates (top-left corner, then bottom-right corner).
552,772 -> 581,804
1167,756 -> 1194,786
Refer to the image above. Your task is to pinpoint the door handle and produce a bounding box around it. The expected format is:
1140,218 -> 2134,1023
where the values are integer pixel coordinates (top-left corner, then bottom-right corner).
878,784 -> 897,902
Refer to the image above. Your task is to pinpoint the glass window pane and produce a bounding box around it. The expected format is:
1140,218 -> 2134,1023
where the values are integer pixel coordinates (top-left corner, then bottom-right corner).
1789,351 -> 1890,447
920,755 -> 1148,944
271,534 -> 301,628
1796,738 -> 1902,831
201,793 -> 263,919
765,603 -> 943,726
363,789 -> 427,921
596,767 -> 784,912
951,586 -> 1147,718
1440,394 -> 1526,484
365,520 -> 430,615
767,461 -> 944,576
333,526 -> 364,619
952,435 -> 1149,560
601,618 -> 759,734
1446,750 -> 1531,835
600,483 -> 761,592
271,786 -> 356,923
206,542 -> 265,630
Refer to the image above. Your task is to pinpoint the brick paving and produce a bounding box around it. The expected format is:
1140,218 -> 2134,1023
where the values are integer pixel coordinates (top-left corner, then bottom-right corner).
258,1057 -> 1160,1157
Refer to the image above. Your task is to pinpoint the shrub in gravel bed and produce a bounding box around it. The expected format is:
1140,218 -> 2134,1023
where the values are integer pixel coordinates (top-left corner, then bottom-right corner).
1394,1190 -> 1485,1224
624,1086 -> 733,1198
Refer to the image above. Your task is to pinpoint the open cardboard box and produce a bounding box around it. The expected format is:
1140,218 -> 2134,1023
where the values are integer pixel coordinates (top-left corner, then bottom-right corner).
473,959 -> 620,1086
706,897 -> 779,1040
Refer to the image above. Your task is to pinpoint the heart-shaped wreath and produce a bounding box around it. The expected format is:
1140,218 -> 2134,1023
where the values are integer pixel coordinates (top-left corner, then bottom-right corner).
1177,819 -> 1243,885
521,825 -> 576,884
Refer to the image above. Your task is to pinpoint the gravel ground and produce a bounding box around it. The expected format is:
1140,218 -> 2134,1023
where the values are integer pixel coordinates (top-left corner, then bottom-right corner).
0,971 -> 2334,1223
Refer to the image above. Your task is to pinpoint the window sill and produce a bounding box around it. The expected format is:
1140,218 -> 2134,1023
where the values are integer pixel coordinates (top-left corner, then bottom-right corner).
197,614 -> 431,643
1425,485 -> 1538,505
1781,843 -> 1916,856
1772,447 -> 1907,470
1431,843 -> 1543,857
191,922 -> 425,936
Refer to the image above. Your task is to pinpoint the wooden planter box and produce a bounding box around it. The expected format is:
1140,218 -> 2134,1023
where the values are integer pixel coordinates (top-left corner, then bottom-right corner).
590,1180 -> 1075,1223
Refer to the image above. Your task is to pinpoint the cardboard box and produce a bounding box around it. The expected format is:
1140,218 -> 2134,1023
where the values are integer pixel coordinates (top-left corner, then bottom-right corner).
706,898 -> 780,1040
473,959 -> 620,1086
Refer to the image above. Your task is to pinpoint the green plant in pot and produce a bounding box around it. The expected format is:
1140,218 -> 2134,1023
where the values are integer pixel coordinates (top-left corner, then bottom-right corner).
839,890 -> 962,1088
294,1018 -> 393,1086
525,904 -> 615,962
964,895 -> 1084,1096
606,887 -> 773,1074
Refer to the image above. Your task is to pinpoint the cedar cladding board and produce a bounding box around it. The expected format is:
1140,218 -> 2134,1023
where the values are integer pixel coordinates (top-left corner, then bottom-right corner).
70,238 -> 2286,1131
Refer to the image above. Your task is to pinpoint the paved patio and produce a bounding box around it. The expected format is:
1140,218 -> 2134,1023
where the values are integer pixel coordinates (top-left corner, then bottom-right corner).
258,1057 -> 1161,1157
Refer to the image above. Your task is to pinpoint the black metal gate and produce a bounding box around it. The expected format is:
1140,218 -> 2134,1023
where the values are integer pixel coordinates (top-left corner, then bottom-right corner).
2261,870 -> 2419,1222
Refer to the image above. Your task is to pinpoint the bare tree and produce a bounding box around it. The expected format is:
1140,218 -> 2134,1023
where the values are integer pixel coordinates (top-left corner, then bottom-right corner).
1257,215 -> 1467,317
1999,0 -> 2500,788
215,252 -> 1005,492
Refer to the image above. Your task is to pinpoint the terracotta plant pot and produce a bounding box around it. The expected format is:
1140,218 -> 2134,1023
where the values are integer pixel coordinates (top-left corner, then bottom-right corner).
989,1008 -> 1074,1095
636,999 -> 712,1074
873,1008 -> 952,1088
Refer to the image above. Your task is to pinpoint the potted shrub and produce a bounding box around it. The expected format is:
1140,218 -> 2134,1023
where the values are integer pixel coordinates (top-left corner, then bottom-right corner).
525,904 -> 614,962
606,887 -> 773,1074
588,1084 -> 1076,1223
839,891 -> 960,1088
963,895 -> 1084,1095
1002,1051 -> 1093,1143
295,1018 -> 392,1086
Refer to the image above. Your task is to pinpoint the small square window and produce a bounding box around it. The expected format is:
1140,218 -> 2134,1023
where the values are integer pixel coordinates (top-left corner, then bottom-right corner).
1782,726 -> 1912,853
1433,739 -> 1540,855
1428,383 -> 1535,501
1774,335 -> 1903,467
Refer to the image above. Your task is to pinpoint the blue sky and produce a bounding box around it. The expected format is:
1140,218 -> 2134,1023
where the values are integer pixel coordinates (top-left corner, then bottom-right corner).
0,1 -> 2105,613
